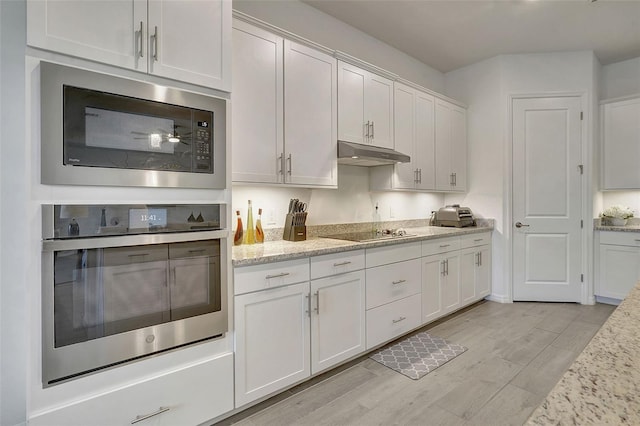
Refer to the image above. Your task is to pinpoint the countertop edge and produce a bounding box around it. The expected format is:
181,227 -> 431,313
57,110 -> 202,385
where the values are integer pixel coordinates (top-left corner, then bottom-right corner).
232,225 -> 493,267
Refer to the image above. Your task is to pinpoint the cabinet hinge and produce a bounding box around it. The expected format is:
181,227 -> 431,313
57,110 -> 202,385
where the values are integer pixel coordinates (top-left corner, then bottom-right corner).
578,164 -> 583,174
581,274 -> 584,283
580,111 -> 583,120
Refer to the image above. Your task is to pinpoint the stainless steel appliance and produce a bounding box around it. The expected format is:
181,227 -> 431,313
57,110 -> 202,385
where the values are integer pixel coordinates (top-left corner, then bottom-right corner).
337,141 -> 411,167
41,204 -> 228,386
432,204 -> 476,227
40,62 -> 226,189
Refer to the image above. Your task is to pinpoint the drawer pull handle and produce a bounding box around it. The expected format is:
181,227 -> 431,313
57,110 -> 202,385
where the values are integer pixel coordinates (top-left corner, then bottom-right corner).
188,249 -> 206,253
635,239 -> 640,242
439,244 -> 450,248
474,238 -> 484,242
392,279 -> 407,285
392,316 -> 407,324
333,261 -> 352,267
265,272 -> 290,280
131,407 -> 170,424
128,253 -> 149,258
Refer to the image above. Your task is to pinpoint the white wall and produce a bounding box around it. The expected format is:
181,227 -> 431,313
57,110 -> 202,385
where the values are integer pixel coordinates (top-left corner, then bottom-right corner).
233,166 -> 444,229
233,0 -> 445,93
1,1 -> 28,424
445,51 -> 598,303
599,56 -> 640,217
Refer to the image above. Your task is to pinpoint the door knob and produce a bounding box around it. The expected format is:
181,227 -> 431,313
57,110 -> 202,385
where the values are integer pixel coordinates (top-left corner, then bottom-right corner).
515,222 -> 530,228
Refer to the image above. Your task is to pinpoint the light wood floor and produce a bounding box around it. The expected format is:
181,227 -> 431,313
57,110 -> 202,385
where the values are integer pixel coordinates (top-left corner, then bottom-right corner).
218,300 -> 615,426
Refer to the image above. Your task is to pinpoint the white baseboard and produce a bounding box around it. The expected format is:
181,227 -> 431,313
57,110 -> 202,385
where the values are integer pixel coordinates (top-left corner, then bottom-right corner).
486,294 -> 512,304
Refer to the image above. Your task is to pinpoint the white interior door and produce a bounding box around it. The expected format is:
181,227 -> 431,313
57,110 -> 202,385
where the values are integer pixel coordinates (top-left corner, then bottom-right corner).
512,96 -> 582,302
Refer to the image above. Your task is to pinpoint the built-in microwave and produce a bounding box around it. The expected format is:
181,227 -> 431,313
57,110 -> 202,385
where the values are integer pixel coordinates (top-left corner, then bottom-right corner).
40,62 -> 226,189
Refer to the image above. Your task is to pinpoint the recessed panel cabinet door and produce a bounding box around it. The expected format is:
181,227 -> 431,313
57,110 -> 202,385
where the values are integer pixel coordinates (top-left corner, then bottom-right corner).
602,98 -> 640,189
415,91 -> 436,190
284,40 -> 337,187
338,61 -> 367,144
234,282 -> 311,408
148,0 -> 231,90
366,74 -> 394,149
231,20 -> 284,184
27,0 -> 147,72
310,270 -> 365,374
393,83 -> 417,189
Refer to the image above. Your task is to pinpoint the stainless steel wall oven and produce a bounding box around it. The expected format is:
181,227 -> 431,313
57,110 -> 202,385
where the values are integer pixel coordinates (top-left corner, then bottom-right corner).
40,62 -> 226,189
41,204 -> 228,386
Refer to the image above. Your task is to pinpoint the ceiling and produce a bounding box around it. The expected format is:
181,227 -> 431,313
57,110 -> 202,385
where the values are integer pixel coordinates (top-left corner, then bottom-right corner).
302,0 -> 640,73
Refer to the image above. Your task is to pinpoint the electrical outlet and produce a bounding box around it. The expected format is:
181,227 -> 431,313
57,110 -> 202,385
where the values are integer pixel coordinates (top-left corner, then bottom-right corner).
266,209 -> 276,226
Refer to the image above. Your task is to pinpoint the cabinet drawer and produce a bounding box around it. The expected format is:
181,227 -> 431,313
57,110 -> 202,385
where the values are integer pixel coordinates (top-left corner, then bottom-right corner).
234,258 -> 310,295
422,237 -> 460,256
29,353 -> 234,426
366,294 -> 422,349
366,258 -> 421,309
460,233 -> 491,249
311,250 -> 365,279
366,242 -> 421,268
599,231 -> 640,247
103,244 -> 167,264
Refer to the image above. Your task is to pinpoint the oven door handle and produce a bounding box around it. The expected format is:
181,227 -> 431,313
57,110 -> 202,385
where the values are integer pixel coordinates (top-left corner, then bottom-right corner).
42,230 -> 229,252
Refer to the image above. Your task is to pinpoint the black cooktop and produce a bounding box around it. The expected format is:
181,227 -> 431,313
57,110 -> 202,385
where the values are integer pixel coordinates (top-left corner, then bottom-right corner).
321,230 -> 415,243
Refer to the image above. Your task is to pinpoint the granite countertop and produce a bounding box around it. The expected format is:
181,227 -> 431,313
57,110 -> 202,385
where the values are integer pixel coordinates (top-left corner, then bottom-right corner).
232,224 -> 493,267
594,217 -> 640,232
526,282 -> 640,425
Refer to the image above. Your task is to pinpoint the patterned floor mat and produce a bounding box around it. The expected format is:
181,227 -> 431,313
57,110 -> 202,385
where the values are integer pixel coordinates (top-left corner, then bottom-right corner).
369,331 -> 467,380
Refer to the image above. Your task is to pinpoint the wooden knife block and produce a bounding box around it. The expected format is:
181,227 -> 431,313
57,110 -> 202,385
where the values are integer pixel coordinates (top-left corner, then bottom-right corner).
283,213 -> 307,241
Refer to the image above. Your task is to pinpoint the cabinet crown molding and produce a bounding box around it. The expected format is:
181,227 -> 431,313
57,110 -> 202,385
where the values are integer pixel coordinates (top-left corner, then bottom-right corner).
232,10 -> 334,56
395,77 -> 467,109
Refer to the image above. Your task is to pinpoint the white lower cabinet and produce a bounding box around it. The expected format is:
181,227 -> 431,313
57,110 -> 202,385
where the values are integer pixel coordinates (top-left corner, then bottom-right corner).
29,354 -> 234,426
460,234 -> 492,305
365,244 -> 422,349
234,252 -> 365,407
311,269 -> 366,374
234,282 -> 311,408
596,231 -> 640,301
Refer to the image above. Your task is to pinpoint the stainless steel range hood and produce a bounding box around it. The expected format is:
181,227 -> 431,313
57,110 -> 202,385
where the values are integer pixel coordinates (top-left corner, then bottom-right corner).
337,141 -> 411,167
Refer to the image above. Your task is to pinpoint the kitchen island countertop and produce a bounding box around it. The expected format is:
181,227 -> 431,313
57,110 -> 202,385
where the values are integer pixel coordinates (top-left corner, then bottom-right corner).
526,281 -> 640,425
232,224 -> 493,267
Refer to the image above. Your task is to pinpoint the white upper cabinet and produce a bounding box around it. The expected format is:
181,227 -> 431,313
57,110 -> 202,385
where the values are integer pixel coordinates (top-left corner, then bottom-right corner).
147,0 -> 231,90
232,21 -> 283,184
338,61 -> 394,149
284,40 -> 338,187
27,0 -> 231,91
435,99 -> 467,192
371,82 -> 435,191
232,19 -> 337,187
601,97 -> 640,189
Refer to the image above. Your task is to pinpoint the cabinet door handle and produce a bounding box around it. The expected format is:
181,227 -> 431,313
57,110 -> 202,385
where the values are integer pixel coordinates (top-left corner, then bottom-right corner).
414,169 -> 419,184
453,172 -> 457,186
287,153 -> 292,176
365,121 -> 370,140
137,21 -> 144,58
305,294 -> 310,317
151,26 -> 158,61
445,259 -> 449,276
475,252 -> 480,267
392,279 -> 406,285
418,168 -> 422,183
278,154 -> 284,176
392,316 -> 407,324
479,251 -> 482,266
333,261 -> 352,267
313,291 -> 320,314
441,260 -> 446,276
371,121 -> 374,139
131,407 -> 170,424
265,272 -> 290,280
